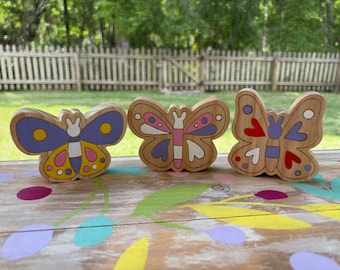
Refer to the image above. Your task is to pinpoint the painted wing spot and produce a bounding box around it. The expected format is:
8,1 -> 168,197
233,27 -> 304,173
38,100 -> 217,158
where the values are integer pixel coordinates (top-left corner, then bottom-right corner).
245,148 -> 260,164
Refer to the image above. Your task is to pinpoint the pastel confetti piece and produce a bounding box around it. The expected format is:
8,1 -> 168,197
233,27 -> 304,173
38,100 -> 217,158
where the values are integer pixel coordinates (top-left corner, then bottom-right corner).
20,170 -> 41,177
106,166 -> 148,177
17,186 -> 52,200
114,237 -> 149,270
0,173 -> 14,183
74,214 -> 115,247
167,171 -> 190,177
187,204 -> 311,230
290,251 -> 340,270
197,225 -> 246,244
2,224 -> 55,260
213,173 -> 236,183
254,190 -> 288,200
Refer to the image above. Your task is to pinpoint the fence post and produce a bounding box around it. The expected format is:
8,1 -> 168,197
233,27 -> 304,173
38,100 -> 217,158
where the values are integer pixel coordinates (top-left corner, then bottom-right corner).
334,62 -> 340,92
73,52 -> 82,92
271,57 -> 279,91
198,52 -> 206,92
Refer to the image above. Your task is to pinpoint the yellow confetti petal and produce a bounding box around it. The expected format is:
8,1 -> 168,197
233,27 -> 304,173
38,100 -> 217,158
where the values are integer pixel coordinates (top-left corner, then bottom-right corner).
114,237 -> 149,270
188,204 -> 311,230
301,203 -> 340,220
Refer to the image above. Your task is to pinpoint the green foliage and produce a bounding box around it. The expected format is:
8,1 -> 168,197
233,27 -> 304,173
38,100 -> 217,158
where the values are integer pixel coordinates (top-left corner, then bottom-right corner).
0,0 -> 339,51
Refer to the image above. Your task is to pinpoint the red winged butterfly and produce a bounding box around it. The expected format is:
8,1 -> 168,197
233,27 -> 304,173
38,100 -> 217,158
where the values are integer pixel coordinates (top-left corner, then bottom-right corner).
228,89 -> 326,182
128,97 -> 230,172
10,104 -> 126,182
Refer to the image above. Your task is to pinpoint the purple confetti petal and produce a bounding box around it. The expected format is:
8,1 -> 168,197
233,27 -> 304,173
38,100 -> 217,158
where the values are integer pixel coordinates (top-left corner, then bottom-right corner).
17,186 -> 52,200
255,190 -> 288,200
290,251 -> 340,270
2,224 -> 55,260
197,225 -> 247,244
0,173 -> 14,183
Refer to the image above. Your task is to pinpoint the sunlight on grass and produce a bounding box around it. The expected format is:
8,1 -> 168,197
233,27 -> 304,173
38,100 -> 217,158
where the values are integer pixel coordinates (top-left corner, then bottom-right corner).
1,90 -> 339,161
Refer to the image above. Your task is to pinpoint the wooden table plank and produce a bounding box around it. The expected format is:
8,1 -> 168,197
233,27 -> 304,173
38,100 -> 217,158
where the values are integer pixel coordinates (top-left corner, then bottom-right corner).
1,151 -> 340,269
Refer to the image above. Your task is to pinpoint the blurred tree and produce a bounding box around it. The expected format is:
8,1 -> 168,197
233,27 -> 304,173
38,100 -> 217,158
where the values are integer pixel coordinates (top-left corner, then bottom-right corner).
0,0 -> 339,51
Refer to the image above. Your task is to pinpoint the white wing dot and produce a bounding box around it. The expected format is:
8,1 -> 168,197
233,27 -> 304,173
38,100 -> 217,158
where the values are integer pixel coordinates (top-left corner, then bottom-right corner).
134,113 -> 141,120
303,109 -> 314,119
216,114 -> 222,121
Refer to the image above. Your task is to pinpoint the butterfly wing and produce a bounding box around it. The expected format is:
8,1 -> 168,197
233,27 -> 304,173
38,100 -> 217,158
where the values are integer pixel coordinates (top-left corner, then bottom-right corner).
128,97 -> 174,171
77,104 -> 126,179
276,92 -> 326,181
228,89 -> 269,176
182,98 -> 229,171
41,143 -> 77,181
81,104 -> 127,145
10,109 -> 69,155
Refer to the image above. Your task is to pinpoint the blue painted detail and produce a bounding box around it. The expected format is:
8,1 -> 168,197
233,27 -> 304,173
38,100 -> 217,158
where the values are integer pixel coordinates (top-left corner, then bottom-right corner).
70,157 -> 82,173
242,163 -> 249,169
268,115 -> 284,139
285,122 -> 307,141
81,111 -> 125,145
243,105 -> 253,114
16,117 -> 68,153
152,139 -> 170,161
265,146 -> 280,158
305,165 -> 312,171
188,124 -> 217,136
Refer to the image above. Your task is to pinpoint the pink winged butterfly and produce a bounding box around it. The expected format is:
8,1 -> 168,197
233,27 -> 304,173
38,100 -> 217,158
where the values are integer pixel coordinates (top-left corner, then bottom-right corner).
10,104 -> 126,182
228,89 -> 326,182
128,97 -> 230,172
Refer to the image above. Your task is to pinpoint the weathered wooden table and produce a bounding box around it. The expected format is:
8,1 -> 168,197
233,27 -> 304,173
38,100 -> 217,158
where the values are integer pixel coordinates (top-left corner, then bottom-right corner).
1,151 -> 340,270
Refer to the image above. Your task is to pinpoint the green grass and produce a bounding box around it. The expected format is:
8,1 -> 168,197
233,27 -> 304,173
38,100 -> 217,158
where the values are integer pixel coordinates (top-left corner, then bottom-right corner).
1,90 -> 339,161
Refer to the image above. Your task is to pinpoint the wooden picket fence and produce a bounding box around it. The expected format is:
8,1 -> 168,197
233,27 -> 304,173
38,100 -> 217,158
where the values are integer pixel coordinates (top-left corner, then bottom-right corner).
0,44 -> 340,92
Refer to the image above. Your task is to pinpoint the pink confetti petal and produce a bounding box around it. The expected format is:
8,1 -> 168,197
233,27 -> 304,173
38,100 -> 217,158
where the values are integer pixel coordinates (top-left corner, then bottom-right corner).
17,186 -> 52,200
167,171 -> 190,177
213,173 -> 236,183
255,190 -> 288,200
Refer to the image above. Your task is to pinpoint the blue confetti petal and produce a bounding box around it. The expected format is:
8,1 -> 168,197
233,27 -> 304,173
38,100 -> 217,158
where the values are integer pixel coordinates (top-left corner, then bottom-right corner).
106,166 -> 148,177
74,215 -> 115,247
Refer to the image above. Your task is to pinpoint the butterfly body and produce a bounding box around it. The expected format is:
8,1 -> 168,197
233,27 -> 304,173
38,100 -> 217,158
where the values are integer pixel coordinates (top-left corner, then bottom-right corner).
10,104 -> 127,182
228,89 -> 326,182
128,97 -> 230,172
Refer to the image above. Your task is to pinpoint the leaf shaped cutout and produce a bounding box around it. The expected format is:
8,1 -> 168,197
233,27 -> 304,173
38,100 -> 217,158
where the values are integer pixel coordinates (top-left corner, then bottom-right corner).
300,203 -> 340,220
114,237 -> 148,270
197,225 -> 246,244
290,251 -> 340,270
2,224 -> 55,260
291,182 -> 340,200
74,214 -> 115,247
311,172 -> 325,184
331,178 -> 340,193
131,183 -> 210,217
254,190 -> 288,200
187,204 -> 311,230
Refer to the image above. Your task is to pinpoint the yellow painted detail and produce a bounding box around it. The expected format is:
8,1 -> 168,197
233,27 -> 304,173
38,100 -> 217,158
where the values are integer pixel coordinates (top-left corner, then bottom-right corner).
33,128 -> 47,141
100,123 -> 112,134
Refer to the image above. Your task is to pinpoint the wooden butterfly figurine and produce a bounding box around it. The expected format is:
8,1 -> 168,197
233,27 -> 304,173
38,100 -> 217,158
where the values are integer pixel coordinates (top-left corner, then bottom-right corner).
10,104 -> 127,182
128,97 -> 230,172
228,88 -> 326,182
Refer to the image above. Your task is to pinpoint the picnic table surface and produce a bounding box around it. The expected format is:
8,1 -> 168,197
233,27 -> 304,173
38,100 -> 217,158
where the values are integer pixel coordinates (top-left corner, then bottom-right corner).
0,151 -> 340,269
